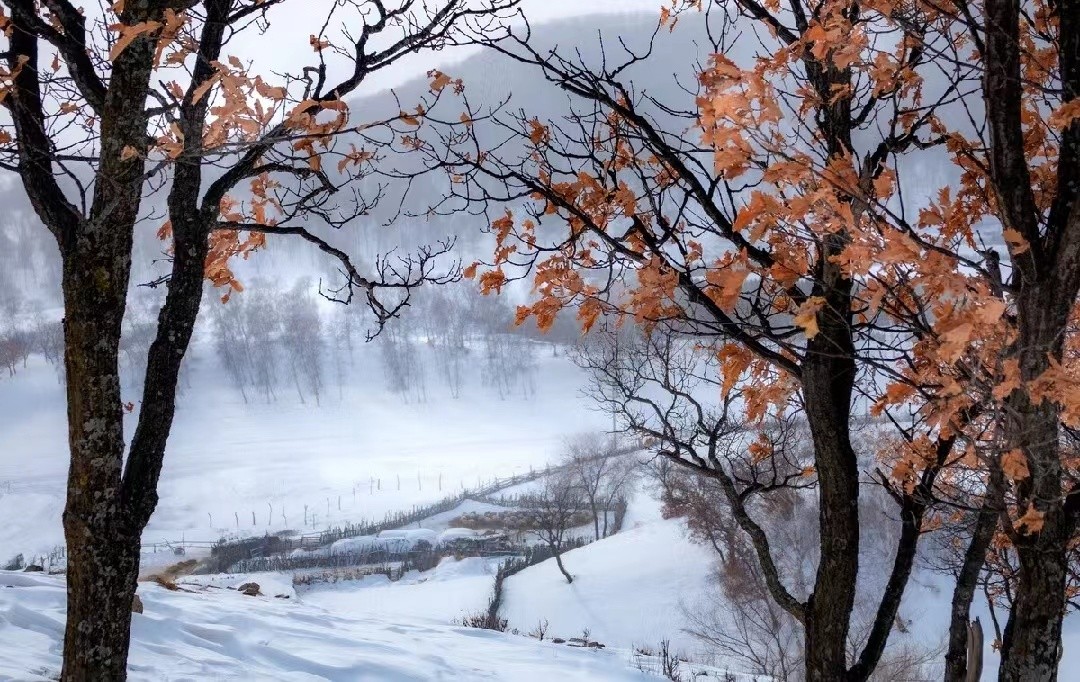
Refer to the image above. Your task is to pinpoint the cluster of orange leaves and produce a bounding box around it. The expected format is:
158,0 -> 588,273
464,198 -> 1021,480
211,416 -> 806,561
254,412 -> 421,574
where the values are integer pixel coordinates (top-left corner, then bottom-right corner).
461,0 -> 1080,538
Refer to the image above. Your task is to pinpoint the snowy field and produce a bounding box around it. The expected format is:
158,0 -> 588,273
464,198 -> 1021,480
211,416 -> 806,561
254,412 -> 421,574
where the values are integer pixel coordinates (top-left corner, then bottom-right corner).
0,339 -> 611,561
0,570 -> 661,682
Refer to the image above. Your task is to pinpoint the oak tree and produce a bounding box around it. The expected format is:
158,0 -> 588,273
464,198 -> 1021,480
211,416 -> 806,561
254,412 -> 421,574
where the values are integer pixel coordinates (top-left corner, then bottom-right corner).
421,0 -> 1080,678
0,1 -> 515,679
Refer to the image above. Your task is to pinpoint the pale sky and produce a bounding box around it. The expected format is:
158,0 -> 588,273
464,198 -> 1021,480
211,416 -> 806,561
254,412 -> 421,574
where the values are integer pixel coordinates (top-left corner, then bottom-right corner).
0,0 -> 664,192
227,0 -> 665,95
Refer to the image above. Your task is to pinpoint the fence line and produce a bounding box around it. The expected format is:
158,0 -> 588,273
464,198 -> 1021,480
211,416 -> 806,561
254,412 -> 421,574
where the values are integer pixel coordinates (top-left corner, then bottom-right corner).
207,445 -> 643,572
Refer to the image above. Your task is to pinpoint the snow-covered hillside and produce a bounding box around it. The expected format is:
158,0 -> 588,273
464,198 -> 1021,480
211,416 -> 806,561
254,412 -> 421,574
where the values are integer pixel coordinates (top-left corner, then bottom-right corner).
501,497 -> 715,658
0,571 -> 658,682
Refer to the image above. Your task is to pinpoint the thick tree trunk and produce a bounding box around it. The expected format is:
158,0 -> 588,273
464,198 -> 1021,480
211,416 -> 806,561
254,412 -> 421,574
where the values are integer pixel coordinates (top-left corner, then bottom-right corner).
61,529 -> 140,680
801,233 -> 859,682
54,18 -> 163,674
801,381 -> 859,682
58,241 -> 135,681
998,287 -> 1074,682
981,0 -> 1080,671
999,538 -> 1066,681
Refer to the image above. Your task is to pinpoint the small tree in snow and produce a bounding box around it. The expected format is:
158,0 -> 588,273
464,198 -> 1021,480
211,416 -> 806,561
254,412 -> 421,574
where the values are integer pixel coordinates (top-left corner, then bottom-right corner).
533,472 -> 583,584
563,433 -> 636,539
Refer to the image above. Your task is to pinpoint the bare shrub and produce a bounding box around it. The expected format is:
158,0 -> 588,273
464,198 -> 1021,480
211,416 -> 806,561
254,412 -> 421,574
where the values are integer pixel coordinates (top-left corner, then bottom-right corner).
457,611 -> 509,631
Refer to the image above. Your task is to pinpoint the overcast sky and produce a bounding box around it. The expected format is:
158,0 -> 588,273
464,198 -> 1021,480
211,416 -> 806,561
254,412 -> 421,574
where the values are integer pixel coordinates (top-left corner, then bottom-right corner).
227,0 -> 664,95
0,1 -> 663,193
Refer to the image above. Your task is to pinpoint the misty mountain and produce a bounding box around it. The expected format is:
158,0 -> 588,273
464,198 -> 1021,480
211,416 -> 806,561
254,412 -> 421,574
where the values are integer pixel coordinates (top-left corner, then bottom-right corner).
0,12 -> 707,317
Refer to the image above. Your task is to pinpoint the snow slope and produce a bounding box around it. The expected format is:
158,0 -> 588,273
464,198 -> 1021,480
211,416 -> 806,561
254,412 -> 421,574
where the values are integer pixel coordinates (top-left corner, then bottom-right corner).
0,571 -> 657,682
298,557 -> 500,625
501,512 -> 717,659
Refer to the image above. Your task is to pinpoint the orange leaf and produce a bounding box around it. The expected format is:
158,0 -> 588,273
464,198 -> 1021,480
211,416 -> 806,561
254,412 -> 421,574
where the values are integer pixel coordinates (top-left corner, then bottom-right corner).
1016,506 -> 1045,534
1001,449 -> 1030,482
793,297 -> 825,339
976,298 -> 1007,325
429,70 -> 452,93
109,21 -> 162,61
191,73 -> 222,105
938,321 -> 974,362
705,267 -> 749,310
1049,99 -> 1080,131
1003,228 -> 1030,255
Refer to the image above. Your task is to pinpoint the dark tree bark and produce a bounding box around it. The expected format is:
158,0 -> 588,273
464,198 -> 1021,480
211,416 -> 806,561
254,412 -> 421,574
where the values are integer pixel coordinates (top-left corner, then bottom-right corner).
982,0 -> 1080,676
552,546 -> 573,584
944,475 -> 1002,682
10,3 -> 165,677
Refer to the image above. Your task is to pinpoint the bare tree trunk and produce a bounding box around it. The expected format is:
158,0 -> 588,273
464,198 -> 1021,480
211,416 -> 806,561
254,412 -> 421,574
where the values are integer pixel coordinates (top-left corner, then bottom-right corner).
998,288 -> 1074,682
801,242 -> 859,682
1000,542 -> 1067,681
59,253 -> 137,682
590,502 -> 600,541
552,545 -> 573,584
944,479 -> 1001,682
